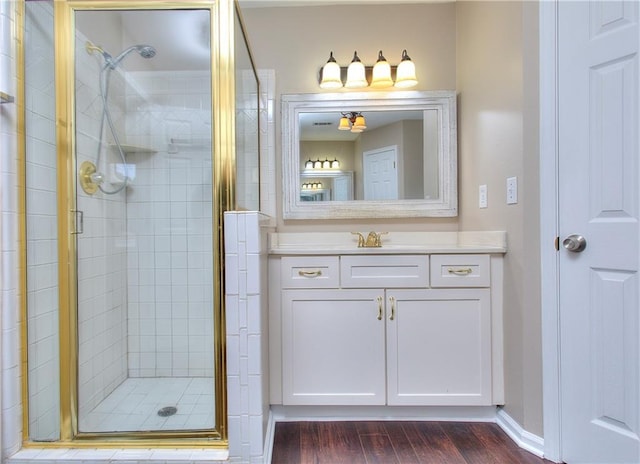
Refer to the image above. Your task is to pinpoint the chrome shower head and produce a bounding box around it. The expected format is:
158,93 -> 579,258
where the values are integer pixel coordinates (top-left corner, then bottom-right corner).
106,44 -> 157,69
137,45 -> 156,59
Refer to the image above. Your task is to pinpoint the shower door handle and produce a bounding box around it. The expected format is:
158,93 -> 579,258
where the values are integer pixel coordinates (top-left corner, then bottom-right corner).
71,210 -> 84,235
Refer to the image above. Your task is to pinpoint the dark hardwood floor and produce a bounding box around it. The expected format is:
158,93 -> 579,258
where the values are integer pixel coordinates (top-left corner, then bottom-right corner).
271,421 -> 555,464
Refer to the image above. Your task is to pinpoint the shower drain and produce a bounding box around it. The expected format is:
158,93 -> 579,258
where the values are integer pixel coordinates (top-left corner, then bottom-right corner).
157,406 -> 178,417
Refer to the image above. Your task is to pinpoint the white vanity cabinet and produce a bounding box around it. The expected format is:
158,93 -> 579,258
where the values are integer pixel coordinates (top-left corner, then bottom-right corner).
282,287 -> 386,405
274,252 -> 503,407
385,288 -> 491,406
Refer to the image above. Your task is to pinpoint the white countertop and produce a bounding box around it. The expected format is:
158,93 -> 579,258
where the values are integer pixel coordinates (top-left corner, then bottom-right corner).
268,231 -> 507,255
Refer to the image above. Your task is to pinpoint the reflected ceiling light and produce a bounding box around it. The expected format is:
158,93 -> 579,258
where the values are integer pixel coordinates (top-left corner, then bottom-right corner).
319,51 -> 343,89
339,112 -> 367,133
338,117 -> 351,130
317,50 -> 418,89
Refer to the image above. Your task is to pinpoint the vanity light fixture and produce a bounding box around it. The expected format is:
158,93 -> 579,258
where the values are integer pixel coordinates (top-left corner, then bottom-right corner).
394,50 -> 418,88
338,112 -> 367,133
318,50 -> 418,89
371,51 -> 393,88
345,51 -> 368,89
303,158 -> 341,170
319,51 -> 343,89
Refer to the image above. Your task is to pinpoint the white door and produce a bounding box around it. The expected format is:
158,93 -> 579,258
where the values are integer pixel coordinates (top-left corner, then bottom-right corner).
363,146 -> 398,200
558,1 -> 640,462
333,173 -> 353,200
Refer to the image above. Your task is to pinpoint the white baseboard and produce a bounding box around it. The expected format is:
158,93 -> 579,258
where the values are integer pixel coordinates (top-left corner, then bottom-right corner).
495,407 -> 545,458
270,405 -> 499,422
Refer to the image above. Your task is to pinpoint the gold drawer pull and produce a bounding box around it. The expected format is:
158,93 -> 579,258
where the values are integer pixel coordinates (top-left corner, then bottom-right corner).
298,269 -> 322,278
448,267 -> 473,276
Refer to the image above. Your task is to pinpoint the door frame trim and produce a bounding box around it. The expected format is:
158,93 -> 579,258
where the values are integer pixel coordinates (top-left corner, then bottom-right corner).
539,1 -> 562,462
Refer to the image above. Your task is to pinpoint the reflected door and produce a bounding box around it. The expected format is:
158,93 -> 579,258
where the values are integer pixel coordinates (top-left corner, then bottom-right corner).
363,146 -> 398,200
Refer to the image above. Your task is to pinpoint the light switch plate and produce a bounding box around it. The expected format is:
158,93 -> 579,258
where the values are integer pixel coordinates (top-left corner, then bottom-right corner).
507,177 -> 518,204
479,184 -> 488,208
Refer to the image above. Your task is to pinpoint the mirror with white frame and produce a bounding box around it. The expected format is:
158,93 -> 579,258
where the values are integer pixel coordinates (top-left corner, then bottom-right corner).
282,91 -> 457,219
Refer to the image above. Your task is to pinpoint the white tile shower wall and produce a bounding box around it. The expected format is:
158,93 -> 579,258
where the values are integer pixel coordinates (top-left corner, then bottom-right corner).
258,69 -> 276,221
74,28 -> 128,418
23,1 -> 61,441
1,0 -> 23,456
124,70 -> 213,378
225,212 -> 274,464
236,69 -> 260,211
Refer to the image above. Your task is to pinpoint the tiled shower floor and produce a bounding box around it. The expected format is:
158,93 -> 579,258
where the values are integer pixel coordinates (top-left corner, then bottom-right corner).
80,377 -> 214,432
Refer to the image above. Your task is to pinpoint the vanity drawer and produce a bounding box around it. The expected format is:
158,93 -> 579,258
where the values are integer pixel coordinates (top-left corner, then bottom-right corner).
341,255 -> 429,288
281,256 -> 340,288
430,254 -> 490,287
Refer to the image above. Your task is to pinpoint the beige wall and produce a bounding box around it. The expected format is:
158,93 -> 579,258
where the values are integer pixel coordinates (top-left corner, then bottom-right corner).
242,0 -> 543,438
456,1 -> 542,436
241,2 -> 458,231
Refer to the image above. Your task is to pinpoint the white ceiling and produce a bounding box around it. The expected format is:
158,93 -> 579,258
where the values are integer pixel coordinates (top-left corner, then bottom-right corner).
300,110 -> 423,141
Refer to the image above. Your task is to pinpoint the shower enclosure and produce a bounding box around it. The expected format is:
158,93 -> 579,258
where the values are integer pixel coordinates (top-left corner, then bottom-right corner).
21,0 -> 258,445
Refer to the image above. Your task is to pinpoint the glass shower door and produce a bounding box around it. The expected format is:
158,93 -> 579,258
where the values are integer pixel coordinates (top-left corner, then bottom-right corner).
73,7 -> 215,434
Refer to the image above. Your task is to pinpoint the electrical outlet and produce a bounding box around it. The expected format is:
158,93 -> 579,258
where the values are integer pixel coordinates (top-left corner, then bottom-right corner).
479,184 -> 488,208
507,177 -> 518,204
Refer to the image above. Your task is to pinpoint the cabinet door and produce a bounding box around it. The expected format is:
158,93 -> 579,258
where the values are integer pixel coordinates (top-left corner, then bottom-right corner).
282,289 -> 386,405
386,289 -> 492,406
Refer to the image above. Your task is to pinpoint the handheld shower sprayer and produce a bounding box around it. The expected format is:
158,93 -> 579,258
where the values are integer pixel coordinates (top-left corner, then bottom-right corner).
109,44 -> 157,68
81,40 -> 157,195
85,41 -> 156,69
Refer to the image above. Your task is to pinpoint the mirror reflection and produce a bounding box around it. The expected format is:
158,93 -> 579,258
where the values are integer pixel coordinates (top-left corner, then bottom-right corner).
299,109 -> 439,202
282,91 -> 457,220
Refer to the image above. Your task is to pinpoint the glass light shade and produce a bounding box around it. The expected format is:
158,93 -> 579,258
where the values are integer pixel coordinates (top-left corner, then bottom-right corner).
394,50 -> 418,88
345,52 -> 368,89
305,159 -> 314,169
319,52 -> 343,89
350,126 -> 364,133
338,117 -> 351,131
371,50 -> 393,88
353,115 -> 367,130
322,159 -> 331,168
313,160 -> 322,169
331,159 -> 340,169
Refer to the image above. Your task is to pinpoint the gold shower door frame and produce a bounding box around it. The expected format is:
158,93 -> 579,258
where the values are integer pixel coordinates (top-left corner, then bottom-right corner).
19,0 -> 240,447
